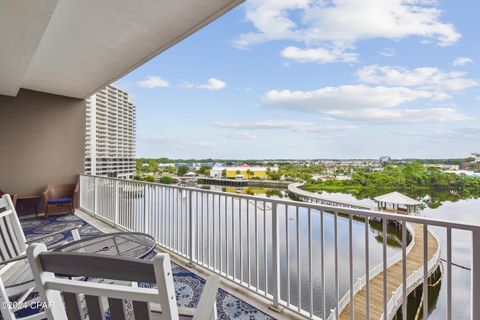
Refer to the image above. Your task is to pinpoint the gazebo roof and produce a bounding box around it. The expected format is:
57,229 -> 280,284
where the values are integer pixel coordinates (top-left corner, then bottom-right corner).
374,191 -> 421,206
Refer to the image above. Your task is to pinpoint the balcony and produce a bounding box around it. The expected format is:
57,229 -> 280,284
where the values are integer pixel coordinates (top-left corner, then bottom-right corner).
74,174 -> 480,320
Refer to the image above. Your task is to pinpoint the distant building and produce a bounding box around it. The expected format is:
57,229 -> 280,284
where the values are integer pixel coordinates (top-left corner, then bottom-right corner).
210,166 -> 224,178
85,85 -> 136,179
225,164 -> 278,180
380,156 -> 391,163
158,163 -> 175,170
424,164 -> 459,171
473,151 -> 480,163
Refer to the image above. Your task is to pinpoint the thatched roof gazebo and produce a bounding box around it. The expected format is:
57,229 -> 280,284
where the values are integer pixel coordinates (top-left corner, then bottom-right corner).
374,191 -> 421,214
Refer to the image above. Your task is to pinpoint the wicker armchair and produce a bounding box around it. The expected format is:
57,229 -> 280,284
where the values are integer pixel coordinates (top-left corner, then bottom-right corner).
0,187 -> 17,206
42,182 -> 78,219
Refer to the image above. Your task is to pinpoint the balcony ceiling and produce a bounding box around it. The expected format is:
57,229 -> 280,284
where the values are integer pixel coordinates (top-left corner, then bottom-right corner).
0,0 -> 242,98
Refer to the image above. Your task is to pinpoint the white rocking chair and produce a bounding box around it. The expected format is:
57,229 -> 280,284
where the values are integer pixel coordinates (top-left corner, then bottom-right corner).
0,194 -> 81,320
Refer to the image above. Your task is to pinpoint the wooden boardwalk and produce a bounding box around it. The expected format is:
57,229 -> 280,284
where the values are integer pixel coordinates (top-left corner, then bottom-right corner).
339,223 -> 439,320
288,183 -> 373,210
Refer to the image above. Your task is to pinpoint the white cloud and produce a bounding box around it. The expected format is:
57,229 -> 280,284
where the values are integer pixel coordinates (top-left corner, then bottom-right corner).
281,46 -> 357,63
379,48 -> 395,57
185,78 -> 226,91
224,132 -> 257,140
235,0 -> 460,59
263,85 -> 446,111
136,76 -> 170,88
357,65 -> 478,91
262,85 -> 470,123
453,57 -> 473,67
214,119 -> 357,132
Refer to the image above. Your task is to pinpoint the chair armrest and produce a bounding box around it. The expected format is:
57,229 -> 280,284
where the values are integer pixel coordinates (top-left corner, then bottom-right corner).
193,275 -> 220,320
0,253 -> 28,267
25,224 -> 82,244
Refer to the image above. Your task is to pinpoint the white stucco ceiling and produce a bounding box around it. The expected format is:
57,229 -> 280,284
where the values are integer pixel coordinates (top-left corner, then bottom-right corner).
0,0 -> 243,98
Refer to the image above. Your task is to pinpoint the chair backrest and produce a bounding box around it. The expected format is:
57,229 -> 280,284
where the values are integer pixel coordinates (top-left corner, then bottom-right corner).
45,183 -> 76,198
0,194 -> 27,263
0,188 -> 17,207
27,243 -> 185,320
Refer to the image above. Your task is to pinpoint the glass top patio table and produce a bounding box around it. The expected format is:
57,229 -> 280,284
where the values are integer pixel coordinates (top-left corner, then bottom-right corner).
53,232 -> 156,259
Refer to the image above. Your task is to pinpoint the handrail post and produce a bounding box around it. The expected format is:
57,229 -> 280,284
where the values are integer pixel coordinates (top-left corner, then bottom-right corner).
472,230 -> 480,320
79,175 -> 83,209
93,176 -> 98,216
143,184 -> 149,234
270,202 -> 282,312
114,180 -> 119,227
187,190 -> 194,267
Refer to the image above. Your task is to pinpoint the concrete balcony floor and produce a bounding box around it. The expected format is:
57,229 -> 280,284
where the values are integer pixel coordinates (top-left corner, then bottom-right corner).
15,210 -> 303,320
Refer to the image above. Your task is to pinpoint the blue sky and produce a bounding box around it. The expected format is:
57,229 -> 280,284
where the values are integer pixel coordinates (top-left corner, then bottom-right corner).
115,0 -> 480,159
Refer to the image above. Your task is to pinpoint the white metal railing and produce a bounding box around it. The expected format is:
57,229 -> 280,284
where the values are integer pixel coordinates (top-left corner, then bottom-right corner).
79,174 -> 480,320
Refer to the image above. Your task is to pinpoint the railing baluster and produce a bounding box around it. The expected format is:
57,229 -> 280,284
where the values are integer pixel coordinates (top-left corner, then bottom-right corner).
334,212 -> 339,320
321,210 -> 325,320
202,192 -> 205,265
255,199 -> 259,292
240,198 -> 243,284
218,194 -> 221,273
423,224 -> 428,320
308,208 -> 313,317
188,190 -> 193,266
296,206 -> 301,311
446,227 -> 452,320
383,218 -> 387,319
349,213 -> 354,320
365,216 -> 370,320
286,205 -> 290,306
213,194 -> 216,269
114,180 -> 119,227
232,197 -> 236,279
471,230 -> 480,320
264,200 -> 267,295
402,221 -> 407,320
196,191 -> 199,263
143,184 -> 148,234
207,193 -> 209,263
271,202 -> 280,311
225,195 -> 229,276
93,176 -> 98,216
247,198 -> 251,287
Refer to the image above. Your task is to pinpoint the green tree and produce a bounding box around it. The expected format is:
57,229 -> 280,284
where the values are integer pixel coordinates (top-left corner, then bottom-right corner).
159,176 -> 173,184
147,160 -> 158,173
198,166 -> 211,175
177,165 -> 189,176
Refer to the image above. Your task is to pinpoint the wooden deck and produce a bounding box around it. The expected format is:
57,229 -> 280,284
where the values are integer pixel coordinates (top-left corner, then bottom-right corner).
339,223 -> 439,320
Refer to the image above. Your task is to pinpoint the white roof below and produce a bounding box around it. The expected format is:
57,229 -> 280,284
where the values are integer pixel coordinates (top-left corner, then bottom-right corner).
0,0 -> 242,98
374,191 -> 421,206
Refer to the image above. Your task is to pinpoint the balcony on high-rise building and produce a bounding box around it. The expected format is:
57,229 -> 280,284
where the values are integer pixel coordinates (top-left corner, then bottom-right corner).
1,1 -> 479,320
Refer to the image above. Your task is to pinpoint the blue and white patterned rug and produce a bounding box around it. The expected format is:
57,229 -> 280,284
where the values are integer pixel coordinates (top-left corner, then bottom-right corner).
18,214 -> 275,320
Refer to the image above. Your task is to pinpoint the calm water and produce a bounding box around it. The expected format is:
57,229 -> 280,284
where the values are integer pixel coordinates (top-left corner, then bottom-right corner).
201,184 -> 479,319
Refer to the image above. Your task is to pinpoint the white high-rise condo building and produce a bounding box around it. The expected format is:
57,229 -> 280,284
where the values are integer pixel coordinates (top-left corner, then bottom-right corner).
85,85 -> 136,179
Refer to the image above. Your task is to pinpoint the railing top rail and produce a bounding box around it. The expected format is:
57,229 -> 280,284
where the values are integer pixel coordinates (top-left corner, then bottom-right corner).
80,173 -> 480,232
